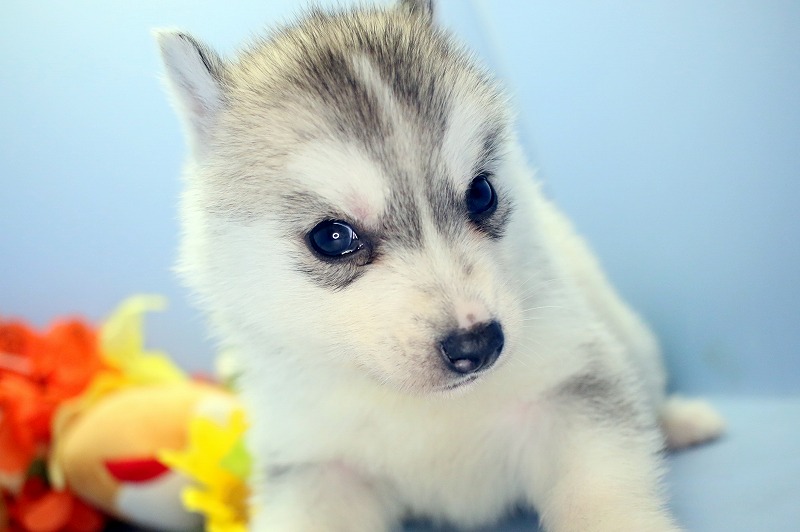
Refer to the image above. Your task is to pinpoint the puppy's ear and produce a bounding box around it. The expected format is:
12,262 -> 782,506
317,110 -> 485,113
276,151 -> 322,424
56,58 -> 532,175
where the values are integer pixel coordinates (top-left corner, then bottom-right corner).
399,0 -> 435,21
154,29 -> 226,157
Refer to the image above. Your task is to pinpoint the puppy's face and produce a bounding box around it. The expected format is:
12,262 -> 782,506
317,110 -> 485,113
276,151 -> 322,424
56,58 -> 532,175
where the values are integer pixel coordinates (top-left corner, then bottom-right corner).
159,2 -> 528,392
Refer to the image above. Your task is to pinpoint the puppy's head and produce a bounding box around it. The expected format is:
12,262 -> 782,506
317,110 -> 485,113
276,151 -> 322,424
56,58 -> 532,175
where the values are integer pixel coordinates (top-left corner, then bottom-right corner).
157,0 -> 536,393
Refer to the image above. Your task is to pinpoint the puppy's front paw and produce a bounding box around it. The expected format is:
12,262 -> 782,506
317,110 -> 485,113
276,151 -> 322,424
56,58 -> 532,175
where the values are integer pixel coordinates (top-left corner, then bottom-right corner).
546,502 -> 683,532
249,462 -> 398,532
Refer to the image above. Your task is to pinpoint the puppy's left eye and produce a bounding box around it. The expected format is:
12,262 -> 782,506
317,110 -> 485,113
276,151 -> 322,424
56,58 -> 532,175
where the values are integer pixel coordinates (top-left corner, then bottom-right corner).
308,220 -> 363,258
466,173 -> 497,219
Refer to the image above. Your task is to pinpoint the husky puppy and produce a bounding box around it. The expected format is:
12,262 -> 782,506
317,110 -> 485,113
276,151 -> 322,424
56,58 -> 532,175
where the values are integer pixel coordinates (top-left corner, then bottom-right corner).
156,1 -> 724,530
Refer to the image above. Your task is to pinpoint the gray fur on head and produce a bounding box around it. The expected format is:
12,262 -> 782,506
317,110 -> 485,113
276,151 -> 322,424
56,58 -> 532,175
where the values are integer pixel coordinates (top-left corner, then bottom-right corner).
399,0 -> 434,20
156,3 -> 506,223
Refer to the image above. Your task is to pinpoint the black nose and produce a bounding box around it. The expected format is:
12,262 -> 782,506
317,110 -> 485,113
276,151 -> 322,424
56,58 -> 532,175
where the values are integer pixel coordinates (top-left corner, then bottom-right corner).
440,321 -> 504,374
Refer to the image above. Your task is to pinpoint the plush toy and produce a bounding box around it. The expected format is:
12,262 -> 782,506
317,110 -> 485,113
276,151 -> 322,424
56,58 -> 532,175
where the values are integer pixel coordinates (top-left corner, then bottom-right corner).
1,296 -> 249,532
51,382 -> 239,530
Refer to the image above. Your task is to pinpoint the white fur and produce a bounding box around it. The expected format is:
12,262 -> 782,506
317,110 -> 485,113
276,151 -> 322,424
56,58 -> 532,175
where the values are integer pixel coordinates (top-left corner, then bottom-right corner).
285,140 -> 389,227
156,3 -> 724,531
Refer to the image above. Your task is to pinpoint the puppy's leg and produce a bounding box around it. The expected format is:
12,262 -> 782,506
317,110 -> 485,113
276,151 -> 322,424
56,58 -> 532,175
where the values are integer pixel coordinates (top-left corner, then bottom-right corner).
660,395 -> 726,450
528,427 -> 678,532
249,463 -> 400,532
524,384 -> 681,532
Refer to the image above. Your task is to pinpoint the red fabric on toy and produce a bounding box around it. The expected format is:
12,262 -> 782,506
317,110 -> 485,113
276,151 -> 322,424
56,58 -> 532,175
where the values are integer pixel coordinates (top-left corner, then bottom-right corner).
104,457 -> 170,484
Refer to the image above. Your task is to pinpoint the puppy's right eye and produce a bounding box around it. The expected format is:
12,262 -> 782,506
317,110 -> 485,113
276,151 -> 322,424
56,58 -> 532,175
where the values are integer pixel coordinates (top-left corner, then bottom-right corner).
308,220 -> 362,258
466,173 -> 498,221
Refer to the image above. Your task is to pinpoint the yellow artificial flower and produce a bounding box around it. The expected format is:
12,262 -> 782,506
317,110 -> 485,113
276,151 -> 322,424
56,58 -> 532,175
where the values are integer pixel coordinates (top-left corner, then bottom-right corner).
160,408 -> 251,532
70,295 -> 187,407
100,295 -> 187,385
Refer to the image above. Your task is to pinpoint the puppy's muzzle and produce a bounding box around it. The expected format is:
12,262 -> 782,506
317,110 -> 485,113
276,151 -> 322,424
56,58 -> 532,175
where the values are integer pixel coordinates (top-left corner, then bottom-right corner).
440,321 -> 504,374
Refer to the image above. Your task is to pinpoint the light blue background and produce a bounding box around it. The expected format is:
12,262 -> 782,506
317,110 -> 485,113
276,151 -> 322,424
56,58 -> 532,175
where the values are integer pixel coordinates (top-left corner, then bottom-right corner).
1,1 -> 798,391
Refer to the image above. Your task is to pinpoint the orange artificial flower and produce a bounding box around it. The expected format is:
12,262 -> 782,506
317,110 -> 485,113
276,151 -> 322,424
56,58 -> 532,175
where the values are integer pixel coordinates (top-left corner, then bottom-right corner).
3,476 -> 104,532
2,297 -> 184,531
0,317 -> 107,478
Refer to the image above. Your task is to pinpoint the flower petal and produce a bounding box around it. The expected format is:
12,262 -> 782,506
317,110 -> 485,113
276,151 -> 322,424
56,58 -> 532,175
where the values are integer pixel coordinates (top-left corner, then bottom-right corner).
19,491 -> 72,532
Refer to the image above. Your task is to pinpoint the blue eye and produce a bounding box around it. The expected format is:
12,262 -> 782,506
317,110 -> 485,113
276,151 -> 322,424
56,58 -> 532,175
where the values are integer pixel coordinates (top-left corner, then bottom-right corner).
466,173 -> 497,218
309,220 -> 362,257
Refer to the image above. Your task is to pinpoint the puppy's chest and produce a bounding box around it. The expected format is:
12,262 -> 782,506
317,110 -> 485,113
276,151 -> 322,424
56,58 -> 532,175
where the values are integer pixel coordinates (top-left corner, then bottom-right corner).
345,395 -> 544,489
261,380 -> 548,495
341,398 -> 542,519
